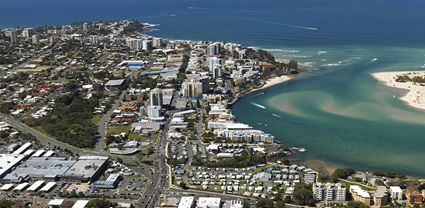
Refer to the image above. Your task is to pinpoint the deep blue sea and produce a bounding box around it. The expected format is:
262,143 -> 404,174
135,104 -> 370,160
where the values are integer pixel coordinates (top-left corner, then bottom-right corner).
2,0 -> 425,47
3,0 -> 425,175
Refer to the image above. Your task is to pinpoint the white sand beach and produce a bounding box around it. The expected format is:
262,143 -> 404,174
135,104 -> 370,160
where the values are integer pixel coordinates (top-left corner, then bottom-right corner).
262,75 -> 292,89
251,75 -> 292,93
249,75 -> 292,93
372,71 -> 425,110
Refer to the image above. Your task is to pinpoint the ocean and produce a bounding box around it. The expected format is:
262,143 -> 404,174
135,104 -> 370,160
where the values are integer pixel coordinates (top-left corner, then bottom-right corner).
2,0 -> 425,176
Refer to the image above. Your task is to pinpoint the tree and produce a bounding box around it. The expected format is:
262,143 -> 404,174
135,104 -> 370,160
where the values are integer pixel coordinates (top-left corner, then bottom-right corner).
242,199 -> 251,208
179,181 -> 188,189
0,199 -> 14,208
255,198 -> 274,208
293,183 -> 314,206
346,201 -> 369,208
331,168 -> 355,182
288,59 -> 298,69
276,201 -> 285,208
86,199 -> 114,208
38,90 -> 100,148
0,101 -> 13,114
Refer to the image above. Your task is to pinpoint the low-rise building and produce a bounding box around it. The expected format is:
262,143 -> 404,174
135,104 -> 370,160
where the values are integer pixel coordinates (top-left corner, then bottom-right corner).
350,185 -> 370,206
92,174 -> 122,189
374,186 -> 388,207
178,196 -> 194,208
197,197 -> 221,208
105,79 -> 126,91
406,185 -> 423,206
0,154 -> 27,179
11,157 -> 76,180
64,156 -> 109,182
389,186 -> 403,201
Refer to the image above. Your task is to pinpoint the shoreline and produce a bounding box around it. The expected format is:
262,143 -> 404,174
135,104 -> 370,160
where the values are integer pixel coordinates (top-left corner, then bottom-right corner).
229,74 -> 294,106
250,75 -> 293,93
371,70 -> 425,111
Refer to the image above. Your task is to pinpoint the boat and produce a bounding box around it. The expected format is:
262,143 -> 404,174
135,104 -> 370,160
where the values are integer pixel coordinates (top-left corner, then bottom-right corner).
298,148 -> 307,152
290,146 -> 307,153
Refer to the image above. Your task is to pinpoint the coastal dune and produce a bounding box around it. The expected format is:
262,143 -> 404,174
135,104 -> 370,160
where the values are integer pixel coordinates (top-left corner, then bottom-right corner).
372,71 -> 425,110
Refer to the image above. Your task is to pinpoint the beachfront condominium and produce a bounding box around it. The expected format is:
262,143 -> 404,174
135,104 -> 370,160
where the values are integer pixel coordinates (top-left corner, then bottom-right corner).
10,30 -> 17,45
31,35 -> 39,44
207,42 -> 221,56
313,183 -> 346,202
212,67 -> 222,79
125,38 -> 143,50
149,88 -> 163,107
83,22 -> 88,31
350,185 -> 371,206
181,79 -> 205,99
142,39 -> 153,51
22,28 -> 35,39
153,37 -> 163,48
213,122 -> 274,144
209,57 -> 222,73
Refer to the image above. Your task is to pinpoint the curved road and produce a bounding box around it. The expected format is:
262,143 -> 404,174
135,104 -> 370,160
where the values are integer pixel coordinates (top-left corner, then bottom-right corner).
0,112 -> 87,154
95,90 -> 127,152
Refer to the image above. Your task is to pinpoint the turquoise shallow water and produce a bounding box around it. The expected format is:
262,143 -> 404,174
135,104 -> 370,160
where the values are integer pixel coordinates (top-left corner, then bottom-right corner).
2,0 -> 425,175
232,45 -> 425,176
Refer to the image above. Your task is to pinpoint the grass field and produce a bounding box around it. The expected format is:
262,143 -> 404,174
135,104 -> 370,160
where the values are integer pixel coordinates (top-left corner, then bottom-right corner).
107,125 -> 132,136
338,179 -> 375,191
90,114 -> 102,124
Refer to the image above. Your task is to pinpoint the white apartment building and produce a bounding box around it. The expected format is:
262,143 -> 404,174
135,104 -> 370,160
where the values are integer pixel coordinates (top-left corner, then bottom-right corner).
313,183 -> 346,202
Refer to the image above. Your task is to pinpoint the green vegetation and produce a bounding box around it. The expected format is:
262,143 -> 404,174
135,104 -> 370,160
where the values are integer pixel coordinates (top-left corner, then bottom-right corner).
141,145 -> 155,155
107,125 -> 131,136
0,56 -> 17,65
287,59 -> 298,70
90,114 -> 102,124
122,20 -> 144,34
292,183 -> 315,206
132,75 -> 158,88
244,48 -> 299,75
255,196 -> 285,208
246,48 -> 276,64
373,170 -> 406,179
338,178 -> 374,191
331,168 -> 355,182
0,101 -> 13,114
396,74 -> 425,83
36,89 -> 102,148
86,199 -> 116,208
255,198 -> 274,208
1,72 -> 30,84
0,199 -> 14,208
335,201 -> 369,208
179,181 -> 188,189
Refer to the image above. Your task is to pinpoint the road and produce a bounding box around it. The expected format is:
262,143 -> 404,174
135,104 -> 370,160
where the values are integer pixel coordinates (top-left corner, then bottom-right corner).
137,119 -> 170,208
0,112 -> 86,154
95,90 -> 127,153
136,92 -> 179,208
168,187 -> 249,200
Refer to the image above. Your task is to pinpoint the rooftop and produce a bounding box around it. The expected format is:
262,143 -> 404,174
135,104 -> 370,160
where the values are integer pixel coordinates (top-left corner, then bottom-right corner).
105,79 -> 125,86
12,157 -> 76,179
0,154 -> 26,178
